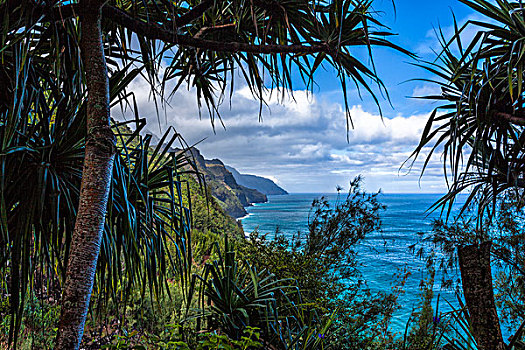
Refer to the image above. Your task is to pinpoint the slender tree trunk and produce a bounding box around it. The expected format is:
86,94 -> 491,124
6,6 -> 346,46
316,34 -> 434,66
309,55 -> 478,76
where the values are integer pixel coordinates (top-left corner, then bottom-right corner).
55,1 -> 115,348
458,241 -> 505,350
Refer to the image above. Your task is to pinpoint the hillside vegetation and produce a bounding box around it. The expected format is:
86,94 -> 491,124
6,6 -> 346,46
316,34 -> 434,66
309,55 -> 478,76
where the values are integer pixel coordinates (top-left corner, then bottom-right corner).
183,148 -> 267,218
2,0 -> 525,349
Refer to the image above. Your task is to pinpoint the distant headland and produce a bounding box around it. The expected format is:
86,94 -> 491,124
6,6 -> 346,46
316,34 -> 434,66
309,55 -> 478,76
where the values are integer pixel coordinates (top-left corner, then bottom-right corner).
178,147 -> 287,218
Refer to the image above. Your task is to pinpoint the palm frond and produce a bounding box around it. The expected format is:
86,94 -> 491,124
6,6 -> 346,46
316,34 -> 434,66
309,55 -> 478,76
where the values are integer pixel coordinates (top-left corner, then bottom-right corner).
408,0 -> 525,215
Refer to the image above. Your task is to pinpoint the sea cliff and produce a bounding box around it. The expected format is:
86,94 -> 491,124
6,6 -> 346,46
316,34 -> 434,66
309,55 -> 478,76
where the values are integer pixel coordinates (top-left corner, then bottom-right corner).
225,166 -> 288,195
183,148 -> 275,218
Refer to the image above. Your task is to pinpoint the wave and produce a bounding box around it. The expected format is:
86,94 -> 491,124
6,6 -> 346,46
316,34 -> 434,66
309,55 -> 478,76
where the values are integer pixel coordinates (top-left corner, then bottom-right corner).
237,213 -> 252,221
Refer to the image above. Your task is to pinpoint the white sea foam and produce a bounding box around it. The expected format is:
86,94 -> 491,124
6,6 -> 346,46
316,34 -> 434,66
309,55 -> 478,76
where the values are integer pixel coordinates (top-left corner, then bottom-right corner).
237,213 -> 252,221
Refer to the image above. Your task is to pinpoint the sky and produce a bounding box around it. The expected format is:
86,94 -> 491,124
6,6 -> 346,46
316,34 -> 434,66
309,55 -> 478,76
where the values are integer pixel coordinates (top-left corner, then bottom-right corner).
115,0 -> 481,194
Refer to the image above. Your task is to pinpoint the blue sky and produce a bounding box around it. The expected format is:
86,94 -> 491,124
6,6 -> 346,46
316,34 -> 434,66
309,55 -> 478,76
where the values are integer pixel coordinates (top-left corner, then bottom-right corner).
117,0 -> 481,193
309,0 -> 475,115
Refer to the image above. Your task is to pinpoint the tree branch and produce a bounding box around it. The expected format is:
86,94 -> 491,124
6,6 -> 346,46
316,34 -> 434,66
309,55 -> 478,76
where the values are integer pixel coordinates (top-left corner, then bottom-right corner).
44,3 -> 331,55
250,0 -> 288,17
176,0 -> 215,27
44,0 -> 215,27
495,112 -> 525,126
104,5 -> 331,54
193,23 -> 236,39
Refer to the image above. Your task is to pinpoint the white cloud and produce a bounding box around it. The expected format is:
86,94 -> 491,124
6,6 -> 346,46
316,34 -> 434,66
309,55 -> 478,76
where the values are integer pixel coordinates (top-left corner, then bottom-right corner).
113,77 -> 449,194
347,106 -> 429,145
412,84 -> 442,99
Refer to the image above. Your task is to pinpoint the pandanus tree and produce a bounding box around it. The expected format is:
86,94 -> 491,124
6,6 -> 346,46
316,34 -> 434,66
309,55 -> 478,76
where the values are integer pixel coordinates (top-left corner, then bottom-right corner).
0,0 -> 410,348
408,0 -> 525,348
0,36 -> 197,347
0,7 -> 197,346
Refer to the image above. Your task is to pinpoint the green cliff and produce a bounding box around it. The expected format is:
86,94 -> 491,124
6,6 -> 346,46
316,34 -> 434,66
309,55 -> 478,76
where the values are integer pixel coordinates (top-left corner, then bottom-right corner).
184,148 -> 267,218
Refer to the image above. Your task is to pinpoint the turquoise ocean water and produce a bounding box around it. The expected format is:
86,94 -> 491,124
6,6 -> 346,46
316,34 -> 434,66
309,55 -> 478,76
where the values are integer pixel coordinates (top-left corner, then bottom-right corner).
240,193 -> 464,332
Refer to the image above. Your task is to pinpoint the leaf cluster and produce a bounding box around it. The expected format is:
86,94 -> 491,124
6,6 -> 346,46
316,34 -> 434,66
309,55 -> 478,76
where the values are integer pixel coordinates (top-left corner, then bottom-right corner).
409,0 -> 525,215
235,178 -> 403,349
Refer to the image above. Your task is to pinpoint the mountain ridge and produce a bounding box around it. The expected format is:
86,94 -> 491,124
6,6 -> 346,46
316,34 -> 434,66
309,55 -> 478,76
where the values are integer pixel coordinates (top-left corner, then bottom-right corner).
226,166 -> 288,196
180,148 -> 267,218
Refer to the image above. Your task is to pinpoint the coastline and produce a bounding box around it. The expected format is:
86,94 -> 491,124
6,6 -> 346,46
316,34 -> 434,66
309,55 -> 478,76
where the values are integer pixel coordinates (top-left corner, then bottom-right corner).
237,213 -> 252,221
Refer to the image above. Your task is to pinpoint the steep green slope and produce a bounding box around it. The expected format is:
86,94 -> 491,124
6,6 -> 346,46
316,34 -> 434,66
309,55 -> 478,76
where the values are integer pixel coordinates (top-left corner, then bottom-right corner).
180,174 -> 244,261
183,148 -> 267,218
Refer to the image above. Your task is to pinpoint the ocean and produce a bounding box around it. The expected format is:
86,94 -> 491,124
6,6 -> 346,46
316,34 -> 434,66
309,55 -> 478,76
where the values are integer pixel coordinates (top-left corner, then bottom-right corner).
240,193 -> 463,333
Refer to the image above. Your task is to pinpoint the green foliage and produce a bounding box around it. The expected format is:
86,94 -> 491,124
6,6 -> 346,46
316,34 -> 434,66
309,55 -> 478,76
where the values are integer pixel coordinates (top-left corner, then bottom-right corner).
194,234 -> 340,349
237,177 -> 404,349
0,295 -> 60,349
0,58 -> 196,342
409,273 -> 437,344
139,0 -> 413,122
414,192 -> 525,329
185,173 -> 243,234
174,171 -> 244,263
409,190 -> 525,349
398,271 -> 450,350
196,327 -> 263,350
0,36 -> 200,345
408,0 -> 525,215
198,236 -> 297,340
99,325 -> 262,350
0,0 -> 413,347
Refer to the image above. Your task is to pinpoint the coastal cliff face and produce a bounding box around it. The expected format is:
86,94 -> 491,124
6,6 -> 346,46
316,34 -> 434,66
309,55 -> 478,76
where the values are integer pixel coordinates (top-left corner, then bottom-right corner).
184,148 -> 268,218
225,166 -> 288,195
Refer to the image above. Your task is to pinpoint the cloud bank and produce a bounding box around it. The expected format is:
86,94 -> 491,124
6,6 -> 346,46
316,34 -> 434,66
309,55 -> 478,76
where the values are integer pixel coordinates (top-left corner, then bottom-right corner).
113,79 -> 447,193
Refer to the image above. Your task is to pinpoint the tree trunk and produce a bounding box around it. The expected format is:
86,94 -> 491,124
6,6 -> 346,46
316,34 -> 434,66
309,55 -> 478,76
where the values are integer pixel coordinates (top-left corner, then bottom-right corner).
458,241 -> 505,350
55,1 -> 116,348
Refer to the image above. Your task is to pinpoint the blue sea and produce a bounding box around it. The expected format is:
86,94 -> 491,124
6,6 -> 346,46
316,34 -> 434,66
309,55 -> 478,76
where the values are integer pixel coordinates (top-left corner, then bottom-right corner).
240,193 -> 463,333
